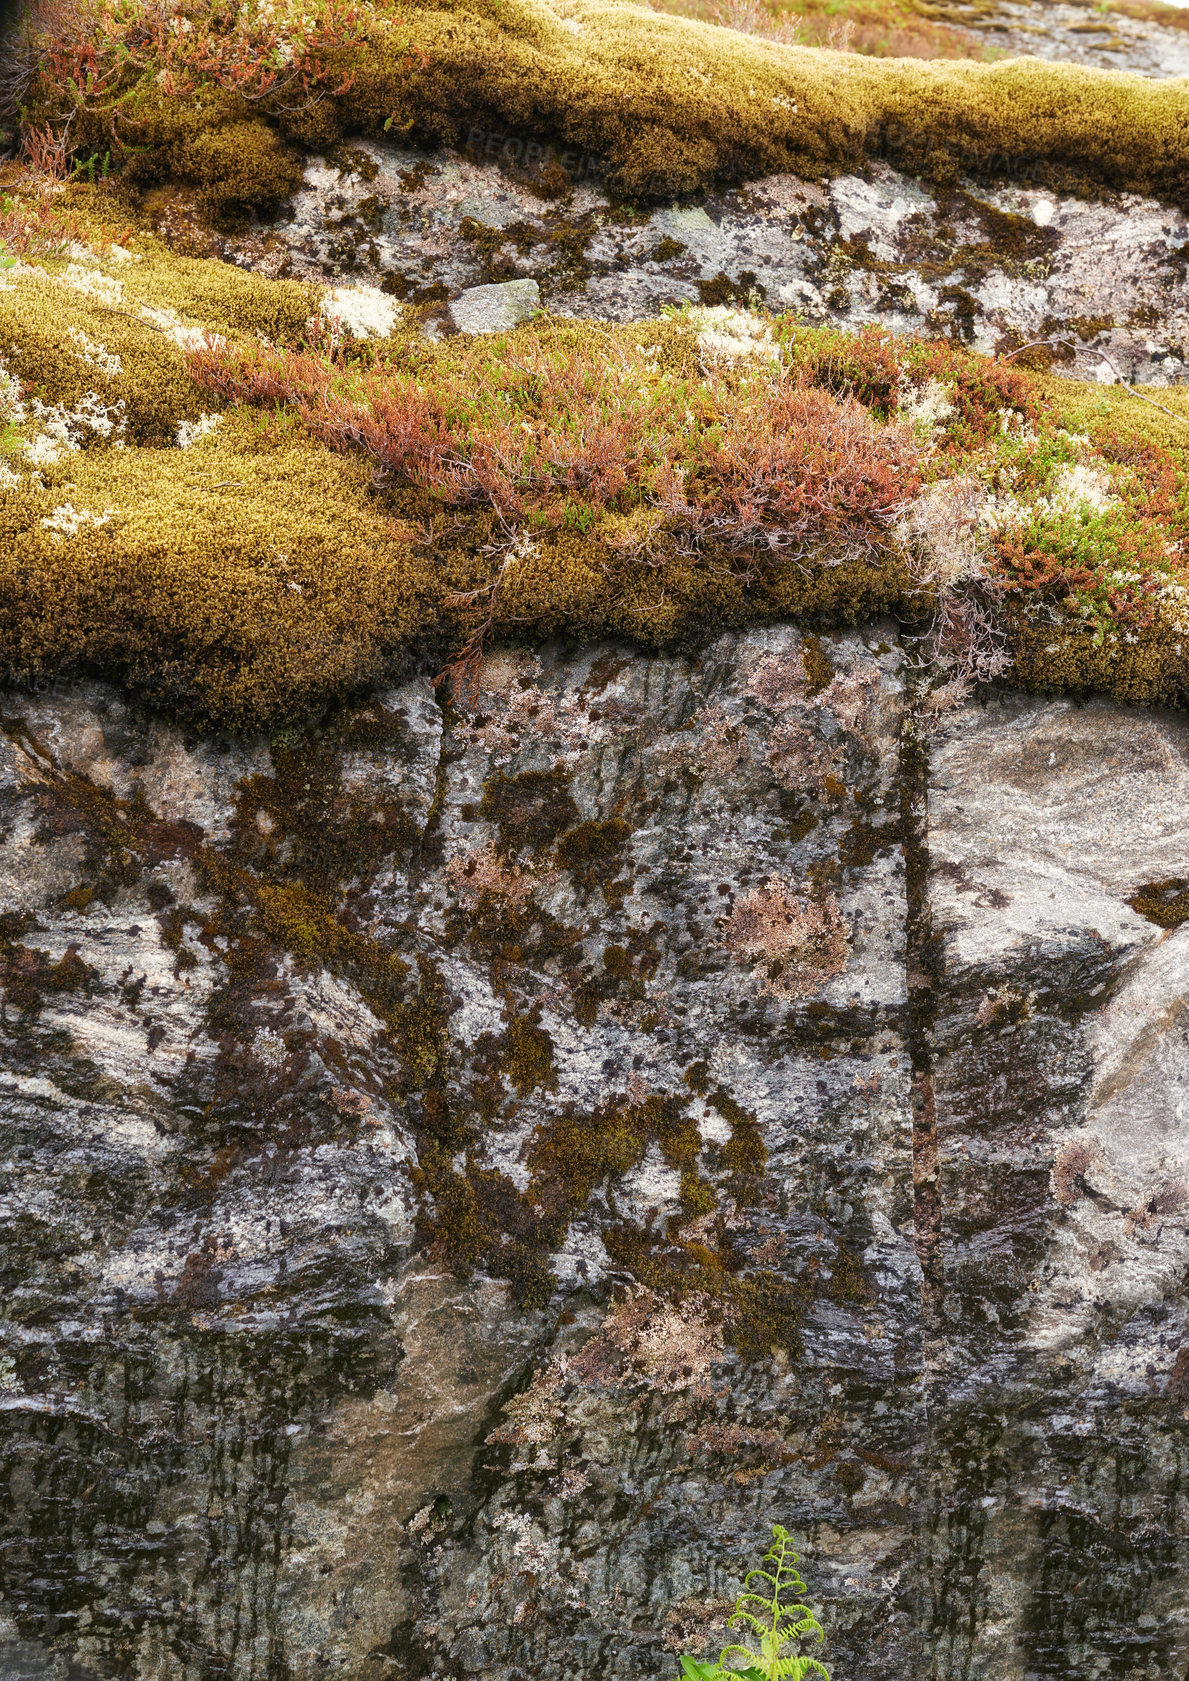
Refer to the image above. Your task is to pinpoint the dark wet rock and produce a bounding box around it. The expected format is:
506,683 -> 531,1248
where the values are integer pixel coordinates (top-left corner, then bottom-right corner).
1,640 -> 1187,1677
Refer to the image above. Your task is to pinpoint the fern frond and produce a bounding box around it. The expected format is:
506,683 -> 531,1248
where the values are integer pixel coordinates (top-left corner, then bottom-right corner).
717,1527 -> 831,1681
775,1608 -> 824,1638
735,1591 -> 779,1614
727,1611 -> 771,1640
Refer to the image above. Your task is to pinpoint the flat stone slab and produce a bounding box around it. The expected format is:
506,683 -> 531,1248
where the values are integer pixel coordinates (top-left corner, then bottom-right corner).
449,277 -> 540,333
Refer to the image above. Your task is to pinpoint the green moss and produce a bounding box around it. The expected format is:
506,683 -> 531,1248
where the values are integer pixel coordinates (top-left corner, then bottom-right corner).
175,119 -> 306,227
697,269 -> 765,307
0,273 -> 205,448
708,1087 -> 767,1205
826,1238 -> 872,1304
0,406 -> 438,728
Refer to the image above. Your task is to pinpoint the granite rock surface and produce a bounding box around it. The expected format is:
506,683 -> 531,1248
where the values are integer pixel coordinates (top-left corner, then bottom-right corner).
1,628 -> 1186,1679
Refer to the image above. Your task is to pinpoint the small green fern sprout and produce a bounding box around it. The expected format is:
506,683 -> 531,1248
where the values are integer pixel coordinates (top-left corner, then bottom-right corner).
716,1525 -> 830,1681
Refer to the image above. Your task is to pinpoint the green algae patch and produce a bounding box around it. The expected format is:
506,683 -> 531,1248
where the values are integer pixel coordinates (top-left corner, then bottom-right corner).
14,0 -> 1189,211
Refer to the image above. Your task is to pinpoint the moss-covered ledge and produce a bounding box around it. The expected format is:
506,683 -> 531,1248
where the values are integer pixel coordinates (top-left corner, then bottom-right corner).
0,183 -> 1187,728
8,0 -> 1189,219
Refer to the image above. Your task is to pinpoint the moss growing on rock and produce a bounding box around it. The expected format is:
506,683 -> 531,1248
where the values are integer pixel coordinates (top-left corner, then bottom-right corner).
16,0 -> 1189,211
1,192 -> 1186,728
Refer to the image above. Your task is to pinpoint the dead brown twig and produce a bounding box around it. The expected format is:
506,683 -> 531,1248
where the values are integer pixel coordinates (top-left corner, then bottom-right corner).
433,551 -> 518,707
1001,336 -> 1189,428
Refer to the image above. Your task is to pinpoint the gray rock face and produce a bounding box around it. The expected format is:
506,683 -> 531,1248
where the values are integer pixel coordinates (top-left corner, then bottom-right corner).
1,635 -> 1187,1679
247,139 -> 1189,387
932,0 -> 1189,78
448,277 -> 541,334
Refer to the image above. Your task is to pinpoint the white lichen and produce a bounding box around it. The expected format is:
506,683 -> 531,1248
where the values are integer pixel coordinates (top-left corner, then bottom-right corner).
318,285 -> 401,340
137,304 -> 223,353
67,326 -> 123,379
40,502 -> 115,538
176,411 -> 223,448
60,263 -> 125,306
688,303 -> 779,366
899,377 -> 956,434
0,366 -> 27,423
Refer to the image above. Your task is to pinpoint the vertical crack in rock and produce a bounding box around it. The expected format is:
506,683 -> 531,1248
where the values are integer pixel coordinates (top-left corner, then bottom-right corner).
899,652 -> 945,1360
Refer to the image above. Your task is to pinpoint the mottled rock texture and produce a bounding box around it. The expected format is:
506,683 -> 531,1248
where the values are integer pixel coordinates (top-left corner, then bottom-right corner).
222,140 -> 1189,388
1,628 -> 1186,1680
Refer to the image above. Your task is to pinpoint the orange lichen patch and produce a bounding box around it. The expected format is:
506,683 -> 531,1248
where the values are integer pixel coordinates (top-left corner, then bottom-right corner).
569,1285 -> 725,1391
722,879 -> 850,997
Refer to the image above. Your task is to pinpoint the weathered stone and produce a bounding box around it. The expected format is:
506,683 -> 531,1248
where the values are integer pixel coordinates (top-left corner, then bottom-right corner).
245,137 -> 1188,389
2,651 -> 1188,1679
923,691 -> 1189,1680
449,278 -> 541,334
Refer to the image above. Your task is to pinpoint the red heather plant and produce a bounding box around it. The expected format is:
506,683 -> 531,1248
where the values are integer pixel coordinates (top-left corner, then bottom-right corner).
187,332 -> 921,559
0,181 -> 133,258
778,321 -> 1039,442
903,337 -> 1039,448
20,0 -> 368,121
989,509 -> 1189,643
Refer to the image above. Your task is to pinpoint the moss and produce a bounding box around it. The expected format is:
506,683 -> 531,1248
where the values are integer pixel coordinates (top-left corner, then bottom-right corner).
683,1059 -> 711,1096
227,724 -> 419,897
478,767 -> 580,858
22,0 -> 1189,211
838,812 -> 902,868
1,943 -> 98,1017
603,1219 -> 811,1361
826,1238 -> 872,1304
834,1459 -> 867,1496
174,119 -> 305,227
1,208 -> 1187,731
799,633 -> 834,697
555,817 -> 632,890
1127,878 -> 1189,930
935,283 -> 979,341
707,1087 -> 767,1205
696,269 -> 765,307
416,1089 -> 701,1306
651,235 -> 686,263
0,406 -> 438,729
503,1007 -> 557,1094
